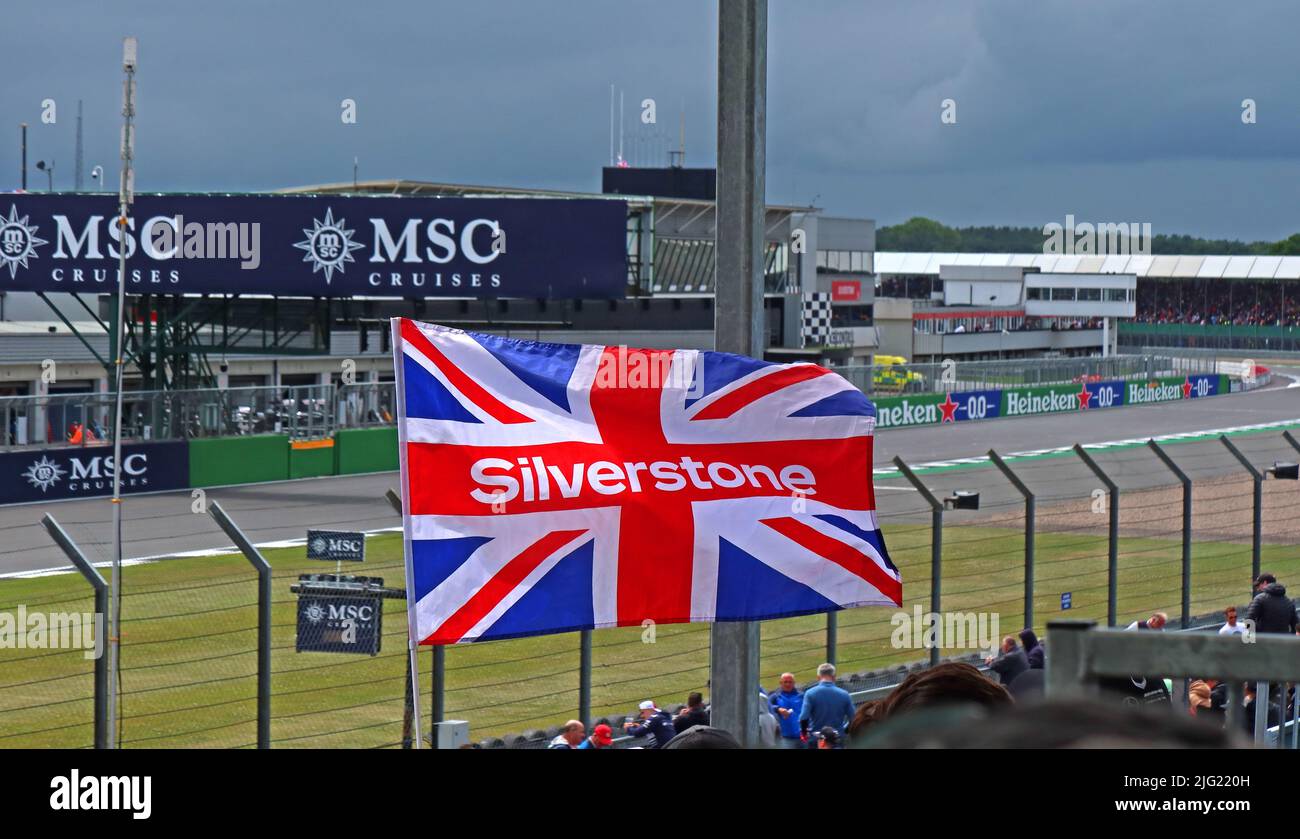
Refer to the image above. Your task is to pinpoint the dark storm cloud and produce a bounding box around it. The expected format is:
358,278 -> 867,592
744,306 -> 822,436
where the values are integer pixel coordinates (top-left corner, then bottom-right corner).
2,0 -> 1297,240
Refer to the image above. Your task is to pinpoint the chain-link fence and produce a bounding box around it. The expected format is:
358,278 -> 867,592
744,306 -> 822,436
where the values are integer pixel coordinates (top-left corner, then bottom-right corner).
3,426 -> 1299,748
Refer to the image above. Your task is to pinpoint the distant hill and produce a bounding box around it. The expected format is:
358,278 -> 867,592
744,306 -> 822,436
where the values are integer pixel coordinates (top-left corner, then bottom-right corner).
877,217 -> 1300,256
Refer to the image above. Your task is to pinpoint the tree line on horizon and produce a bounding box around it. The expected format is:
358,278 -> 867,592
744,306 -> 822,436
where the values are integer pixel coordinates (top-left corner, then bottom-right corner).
877,217 -> 1300,256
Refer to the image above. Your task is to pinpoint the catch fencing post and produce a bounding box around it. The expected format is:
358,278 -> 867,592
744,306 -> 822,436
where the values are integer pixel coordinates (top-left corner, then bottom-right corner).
41,514 -> 109,749
988,450 -> 1035,631
1283,429 -> 1300,457
1073,445 -> 1119,626
207,501 -> 272,749
1219,435 -> 1263,596
579,631 -> 592,726
709,0 -> 767,748
893,456 -> 942,667
430,647 -> 444,730
1148,440 -> 1192,629
826,612 -> 838,667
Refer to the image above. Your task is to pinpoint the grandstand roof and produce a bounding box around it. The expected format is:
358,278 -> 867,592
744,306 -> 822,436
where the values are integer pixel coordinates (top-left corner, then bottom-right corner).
280,179 -> 817,213
875,252 -> 1300,281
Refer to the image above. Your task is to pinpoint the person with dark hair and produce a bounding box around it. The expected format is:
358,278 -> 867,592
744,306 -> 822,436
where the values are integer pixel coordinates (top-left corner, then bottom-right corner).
661,725 -> 742,749
847,698 -> 883,738
1219,606 -> 1248,637
1246,573 -> 1299,635
986,635 -> 1028,686
816,726 -> 841,749
1019,628 -> 1044,670
1007,668 -> 1045,703
860,700 -> 1244,749
673,692 -> 710,734
846,663 -> 1014,748
1242,683 -> 1281,735
877,661 -> 1013,720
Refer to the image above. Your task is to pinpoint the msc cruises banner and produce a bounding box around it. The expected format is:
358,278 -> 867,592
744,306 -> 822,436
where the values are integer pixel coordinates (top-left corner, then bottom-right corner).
0,193 -> 628,299
0,441 -> 190,505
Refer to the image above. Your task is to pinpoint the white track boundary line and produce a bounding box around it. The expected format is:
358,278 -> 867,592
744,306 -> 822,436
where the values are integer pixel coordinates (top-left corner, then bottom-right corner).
874,417 -> 1300,478
1,525 -> 404,580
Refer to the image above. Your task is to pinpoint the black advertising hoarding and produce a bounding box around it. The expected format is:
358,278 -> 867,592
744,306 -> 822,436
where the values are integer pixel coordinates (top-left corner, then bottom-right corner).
295,594 -> 384,655
306,529 -> 366,562
0,193 -> 628,299
0,440 -> 189,505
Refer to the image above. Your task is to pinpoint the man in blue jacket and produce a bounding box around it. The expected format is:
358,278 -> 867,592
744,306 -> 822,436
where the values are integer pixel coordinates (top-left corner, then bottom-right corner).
799,663 -> 854,746
768,672 -> 805,748
624,700 -> 676,748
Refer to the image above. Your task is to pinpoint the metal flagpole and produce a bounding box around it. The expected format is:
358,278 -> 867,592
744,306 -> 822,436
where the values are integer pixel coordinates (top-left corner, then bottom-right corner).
391,318 -> 423,748
106,36 -> 138,749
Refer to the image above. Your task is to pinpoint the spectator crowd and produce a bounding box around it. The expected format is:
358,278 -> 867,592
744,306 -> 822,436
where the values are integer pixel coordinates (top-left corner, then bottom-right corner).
1133,281 -> 1300,327
545,572 -> 1299,749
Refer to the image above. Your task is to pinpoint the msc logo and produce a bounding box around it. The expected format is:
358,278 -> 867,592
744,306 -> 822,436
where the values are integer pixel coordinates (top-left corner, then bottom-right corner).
294,207 -> 364,284
329,603 -> 375,622
69,454 -> 148,480
23,455 -> 66,492
303,601 -> 375,623
0,204 -> 48,279
21,453 -> 148,493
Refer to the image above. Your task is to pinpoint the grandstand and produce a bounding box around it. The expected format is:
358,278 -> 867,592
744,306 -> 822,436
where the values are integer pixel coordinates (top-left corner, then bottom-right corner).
877,252 -> 1300,353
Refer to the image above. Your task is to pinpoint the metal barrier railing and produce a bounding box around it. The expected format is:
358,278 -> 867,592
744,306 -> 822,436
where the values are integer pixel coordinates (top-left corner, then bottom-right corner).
837,352 -> 1222,396
1047,622 -> 1300,748
0,382 -> 396,449
0,354 -> 1229,450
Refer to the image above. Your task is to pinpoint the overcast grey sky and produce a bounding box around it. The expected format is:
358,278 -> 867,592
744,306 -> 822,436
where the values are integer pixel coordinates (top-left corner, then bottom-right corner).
3,0 -> 1298,240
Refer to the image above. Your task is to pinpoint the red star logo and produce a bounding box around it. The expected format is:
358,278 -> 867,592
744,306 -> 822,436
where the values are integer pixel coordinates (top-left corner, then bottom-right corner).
939,392 -> 959,423
1076,384 -> 1091,410
1182,376 -> 1193,399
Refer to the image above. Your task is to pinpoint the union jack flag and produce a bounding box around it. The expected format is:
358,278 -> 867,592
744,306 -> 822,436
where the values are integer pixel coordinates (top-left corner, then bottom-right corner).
392,318 -> 899,645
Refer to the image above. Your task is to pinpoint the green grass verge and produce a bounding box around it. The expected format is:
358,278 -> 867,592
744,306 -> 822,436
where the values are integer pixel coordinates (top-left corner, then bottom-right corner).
1,524 -> 1290,748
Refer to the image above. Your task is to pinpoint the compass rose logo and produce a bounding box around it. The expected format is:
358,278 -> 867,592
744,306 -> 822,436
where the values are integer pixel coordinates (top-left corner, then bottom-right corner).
294,208 -> 364,284
304,602 -> 326,623
310,536 -> 328,555
0,205 -> 48,280
23,455 -> 66,492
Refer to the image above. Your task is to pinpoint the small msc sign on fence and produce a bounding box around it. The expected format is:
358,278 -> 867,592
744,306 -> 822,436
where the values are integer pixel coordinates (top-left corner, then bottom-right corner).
295,592 -> 384,655
306,529 -> 366,562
